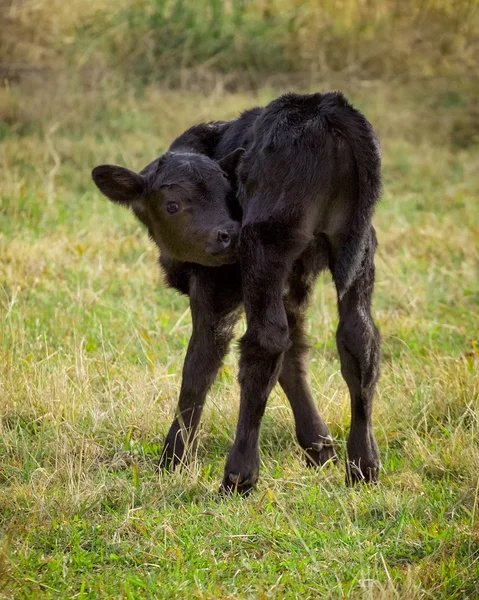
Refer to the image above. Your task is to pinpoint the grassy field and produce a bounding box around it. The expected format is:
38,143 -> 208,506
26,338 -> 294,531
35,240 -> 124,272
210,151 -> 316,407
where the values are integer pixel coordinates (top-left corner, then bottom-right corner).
1,75 -> 478,598
2,0 -> 478,85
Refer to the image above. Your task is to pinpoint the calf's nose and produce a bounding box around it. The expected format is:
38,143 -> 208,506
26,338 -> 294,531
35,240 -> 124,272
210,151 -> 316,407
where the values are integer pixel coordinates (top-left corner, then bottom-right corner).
217,230 -> 231,248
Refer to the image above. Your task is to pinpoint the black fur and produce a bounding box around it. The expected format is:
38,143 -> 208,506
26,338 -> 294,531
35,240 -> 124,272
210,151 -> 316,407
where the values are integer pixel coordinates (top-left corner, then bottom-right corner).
91,91 -> 382,493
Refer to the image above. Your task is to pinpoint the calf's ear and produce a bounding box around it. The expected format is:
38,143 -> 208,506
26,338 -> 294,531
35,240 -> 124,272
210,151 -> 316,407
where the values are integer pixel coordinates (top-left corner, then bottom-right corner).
91,165 -> 145,205
218,148 -> 245,182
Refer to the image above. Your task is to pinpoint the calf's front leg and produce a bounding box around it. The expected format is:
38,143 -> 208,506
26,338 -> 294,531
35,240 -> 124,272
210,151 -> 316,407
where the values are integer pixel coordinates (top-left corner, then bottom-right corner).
221,222 -> 305,494
159,271 -> 241,470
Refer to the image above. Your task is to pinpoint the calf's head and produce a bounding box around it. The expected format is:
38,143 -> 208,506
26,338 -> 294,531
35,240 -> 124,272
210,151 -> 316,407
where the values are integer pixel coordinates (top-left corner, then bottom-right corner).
92,149 -> 244,266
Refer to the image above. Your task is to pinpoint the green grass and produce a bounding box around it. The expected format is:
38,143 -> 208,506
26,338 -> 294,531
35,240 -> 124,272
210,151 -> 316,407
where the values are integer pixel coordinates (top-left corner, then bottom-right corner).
1,78 -> 479,598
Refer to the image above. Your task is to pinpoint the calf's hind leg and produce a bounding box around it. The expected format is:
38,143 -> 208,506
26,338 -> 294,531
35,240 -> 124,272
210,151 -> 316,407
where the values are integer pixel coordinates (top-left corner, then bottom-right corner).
334,230 -> 381,484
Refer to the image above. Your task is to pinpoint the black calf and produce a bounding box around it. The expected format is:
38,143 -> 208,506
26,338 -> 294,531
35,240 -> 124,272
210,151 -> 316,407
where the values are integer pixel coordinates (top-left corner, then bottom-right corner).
91,91 -> 382,492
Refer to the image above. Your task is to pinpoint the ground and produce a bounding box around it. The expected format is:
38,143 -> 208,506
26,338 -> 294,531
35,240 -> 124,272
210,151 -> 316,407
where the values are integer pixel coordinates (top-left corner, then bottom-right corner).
0,79 -> 478,599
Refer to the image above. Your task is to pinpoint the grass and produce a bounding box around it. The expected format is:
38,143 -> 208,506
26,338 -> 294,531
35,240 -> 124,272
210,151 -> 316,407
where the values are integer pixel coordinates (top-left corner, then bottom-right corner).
2,0 -> 478,84
1,76 -> 479,598
78,0 -> 478,84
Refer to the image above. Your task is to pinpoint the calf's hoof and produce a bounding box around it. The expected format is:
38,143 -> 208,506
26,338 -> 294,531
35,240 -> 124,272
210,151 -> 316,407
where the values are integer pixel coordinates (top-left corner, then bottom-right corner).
345,431 -> 380,486
158,430 -> 185,471
345,460 -> 379,485
220,448 -> 260,496
303,437 -> 338,468
219,471 -> 258,496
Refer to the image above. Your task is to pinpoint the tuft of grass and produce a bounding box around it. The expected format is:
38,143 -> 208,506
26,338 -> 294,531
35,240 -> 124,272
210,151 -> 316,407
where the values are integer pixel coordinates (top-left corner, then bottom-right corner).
1,77 -> 479,598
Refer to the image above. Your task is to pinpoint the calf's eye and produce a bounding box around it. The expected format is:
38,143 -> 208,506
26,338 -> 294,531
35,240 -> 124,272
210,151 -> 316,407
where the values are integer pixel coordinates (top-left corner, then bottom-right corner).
166,202 -> 179,214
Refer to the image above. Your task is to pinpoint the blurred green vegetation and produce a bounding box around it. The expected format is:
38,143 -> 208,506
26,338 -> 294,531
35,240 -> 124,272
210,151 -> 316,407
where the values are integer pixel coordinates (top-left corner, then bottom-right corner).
1,0 -> 478,85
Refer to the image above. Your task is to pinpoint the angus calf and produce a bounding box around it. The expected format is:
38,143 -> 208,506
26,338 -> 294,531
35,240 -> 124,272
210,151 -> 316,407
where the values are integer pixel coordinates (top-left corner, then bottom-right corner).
92,91 -> 382,493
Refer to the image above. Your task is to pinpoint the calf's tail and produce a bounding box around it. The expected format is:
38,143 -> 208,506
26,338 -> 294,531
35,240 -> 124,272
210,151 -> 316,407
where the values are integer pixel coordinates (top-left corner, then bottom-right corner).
323,92 -> 382,300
